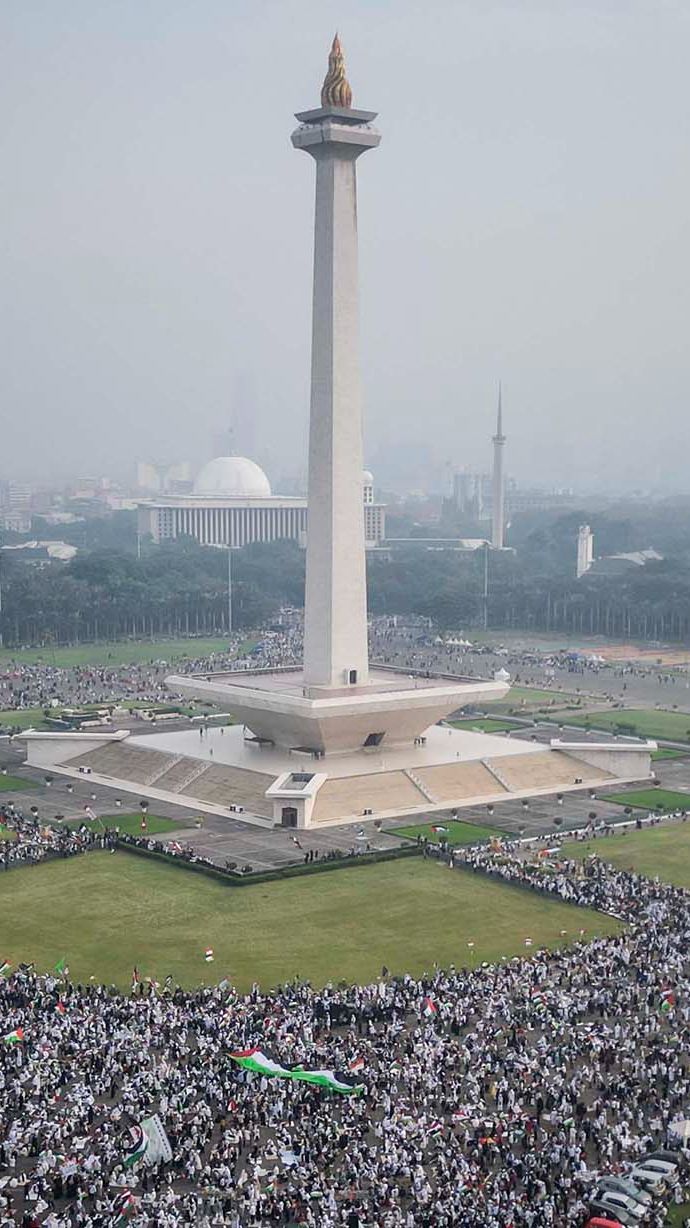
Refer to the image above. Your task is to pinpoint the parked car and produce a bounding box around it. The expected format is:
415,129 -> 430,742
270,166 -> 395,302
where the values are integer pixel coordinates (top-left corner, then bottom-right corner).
631,1157 -> 679,1185
646,1147 -> 687,1170
627,1165 -> 668,1197
596,1176 -> 653,1209
589,1197 -> 644,1227
590,1191 -> 647,1222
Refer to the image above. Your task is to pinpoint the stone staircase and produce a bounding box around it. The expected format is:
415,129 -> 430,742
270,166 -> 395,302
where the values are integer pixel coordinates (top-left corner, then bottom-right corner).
404,768 -> 438,804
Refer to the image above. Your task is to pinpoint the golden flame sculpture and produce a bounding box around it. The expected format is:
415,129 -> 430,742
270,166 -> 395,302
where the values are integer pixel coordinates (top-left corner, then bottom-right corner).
321,33 -> 352,109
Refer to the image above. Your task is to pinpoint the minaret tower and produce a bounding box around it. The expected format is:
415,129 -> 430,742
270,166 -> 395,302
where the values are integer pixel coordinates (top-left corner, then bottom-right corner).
292,36 -> 380,690
491,384 -> 506,549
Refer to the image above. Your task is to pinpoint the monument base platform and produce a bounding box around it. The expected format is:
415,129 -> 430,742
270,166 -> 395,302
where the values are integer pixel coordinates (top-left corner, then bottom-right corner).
164,665 -> 511,755
19,723 -> 655,830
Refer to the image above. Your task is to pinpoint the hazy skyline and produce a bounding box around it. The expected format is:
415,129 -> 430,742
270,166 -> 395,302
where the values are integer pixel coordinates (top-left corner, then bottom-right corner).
2,1 -> 688,493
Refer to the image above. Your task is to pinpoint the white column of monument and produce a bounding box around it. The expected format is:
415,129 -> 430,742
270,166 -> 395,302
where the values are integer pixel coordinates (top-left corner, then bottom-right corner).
292,36 -> 380,690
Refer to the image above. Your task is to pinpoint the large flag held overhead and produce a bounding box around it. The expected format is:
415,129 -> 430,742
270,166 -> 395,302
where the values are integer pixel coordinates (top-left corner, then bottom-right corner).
122,1114 -> 173,1168
141,1114 -> 173,1166
229,1048 -> 364,1095
123,1123 -> 148,1168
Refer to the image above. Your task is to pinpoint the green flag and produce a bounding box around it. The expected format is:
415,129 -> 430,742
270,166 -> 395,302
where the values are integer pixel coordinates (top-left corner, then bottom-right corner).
54,957 -> 67,975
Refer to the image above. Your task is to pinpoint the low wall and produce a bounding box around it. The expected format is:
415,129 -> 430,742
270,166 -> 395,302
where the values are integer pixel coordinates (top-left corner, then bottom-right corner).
115,837 -> 422,887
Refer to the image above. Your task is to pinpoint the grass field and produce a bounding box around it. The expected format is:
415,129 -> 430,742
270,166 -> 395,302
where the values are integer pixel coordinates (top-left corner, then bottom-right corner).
652,747 -> 687,761
484,685 -> 589,714
0,708 -> 49,729
389,820 -> 504,846
0,853 -> 621,990
0,636 -> 256,669
63,813 -> 182,836
600,788 -> 690,812
571,823 -> 690,889
451,718 -> 521,733
565,708 -> 690,743
0,773 -> 35,791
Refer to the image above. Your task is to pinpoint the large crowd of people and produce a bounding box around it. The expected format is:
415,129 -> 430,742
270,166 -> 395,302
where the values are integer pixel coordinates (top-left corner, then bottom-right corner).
0,814 -> 689,1225
1,618 -> 688,726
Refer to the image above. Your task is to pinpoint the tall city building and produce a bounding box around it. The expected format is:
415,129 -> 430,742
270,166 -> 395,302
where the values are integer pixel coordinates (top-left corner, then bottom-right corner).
491,385 -> 506,549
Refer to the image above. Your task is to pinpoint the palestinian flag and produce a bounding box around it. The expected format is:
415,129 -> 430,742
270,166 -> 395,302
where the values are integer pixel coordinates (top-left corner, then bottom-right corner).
0,960 -> 11,976
425,1120 -> 444,1136
204,948 -> 214,963
431,825 -> 448,834
123,1123 -> 148,1168
422,996 -> 437,1016
390,1061 -> 402,1075
661,990 -> 676,1014
530,989 -> 546,1007
112,1189 -> 136,1224
55,1002 -> 66,1015
3,1028 -> 24,1045
228,1048 -> 364,1094
349,1056 -> 365,1072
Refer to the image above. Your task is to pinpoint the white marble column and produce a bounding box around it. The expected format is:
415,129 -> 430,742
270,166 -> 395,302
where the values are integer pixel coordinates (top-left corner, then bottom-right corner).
292,104 -> 380,690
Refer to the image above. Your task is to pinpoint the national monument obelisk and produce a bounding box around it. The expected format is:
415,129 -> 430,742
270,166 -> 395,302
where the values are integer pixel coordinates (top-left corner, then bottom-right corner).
292,36 -> 380,691
167,39 -> 509,758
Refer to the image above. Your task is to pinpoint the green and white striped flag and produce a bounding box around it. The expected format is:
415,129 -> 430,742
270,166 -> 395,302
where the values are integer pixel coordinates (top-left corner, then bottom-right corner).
229,1048 -> 364,1095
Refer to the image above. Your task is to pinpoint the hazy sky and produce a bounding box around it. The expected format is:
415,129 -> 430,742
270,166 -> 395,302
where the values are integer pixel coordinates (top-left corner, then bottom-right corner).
2,1 -> 688,493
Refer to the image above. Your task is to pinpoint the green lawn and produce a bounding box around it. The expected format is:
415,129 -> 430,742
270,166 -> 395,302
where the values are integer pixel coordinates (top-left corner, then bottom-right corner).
652,747 -> 687,761
451,718 -> 521,733
571,823 -> 690,889
566,708 -> 690,743
484,685 -> 590,715
389,820 -> 504,846
0,636 -> 257,669
0,708 -> 49,730
667,1206 -> 690,1226
0,773 -> 35,791
600,788 -> 690,812
0,853 -> 621,991
63,813 -> 181,836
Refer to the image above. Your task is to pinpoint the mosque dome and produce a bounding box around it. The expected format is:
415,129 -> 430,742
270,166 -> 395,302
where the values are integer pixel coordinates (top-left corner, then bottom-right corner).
193,456 -> 272,498
362,470 -> 374,485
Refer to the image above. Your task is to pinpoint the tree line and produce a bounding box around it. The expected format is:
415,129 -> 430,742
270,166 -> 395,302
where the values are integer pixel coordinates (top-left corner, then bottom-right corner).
1,504 -> 690,647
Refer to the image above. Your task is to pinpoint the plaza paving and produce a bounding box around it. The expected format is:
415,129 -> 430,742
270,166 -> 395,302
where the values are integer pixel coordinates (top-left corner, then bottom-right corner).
4,728 -> 688,870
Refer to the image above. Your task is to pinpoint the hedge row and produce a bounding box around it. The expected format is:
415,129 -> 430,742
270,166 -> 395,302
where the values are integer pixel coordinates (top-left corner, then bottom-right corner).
115,838 -> 422,887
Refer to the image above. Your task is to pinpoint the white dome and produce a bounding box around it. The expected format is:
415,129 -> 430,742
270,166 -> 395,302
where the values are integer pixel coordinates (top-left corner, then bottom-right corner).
194,456 -> 271,498
362,470 -> 374,484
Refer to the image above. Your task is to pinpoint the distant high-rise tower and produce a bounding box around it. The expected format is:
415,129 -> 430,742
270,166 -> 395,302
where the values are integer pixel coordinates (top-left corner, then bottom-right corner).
491,385 -> 506,549
577,524 -> 594,578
